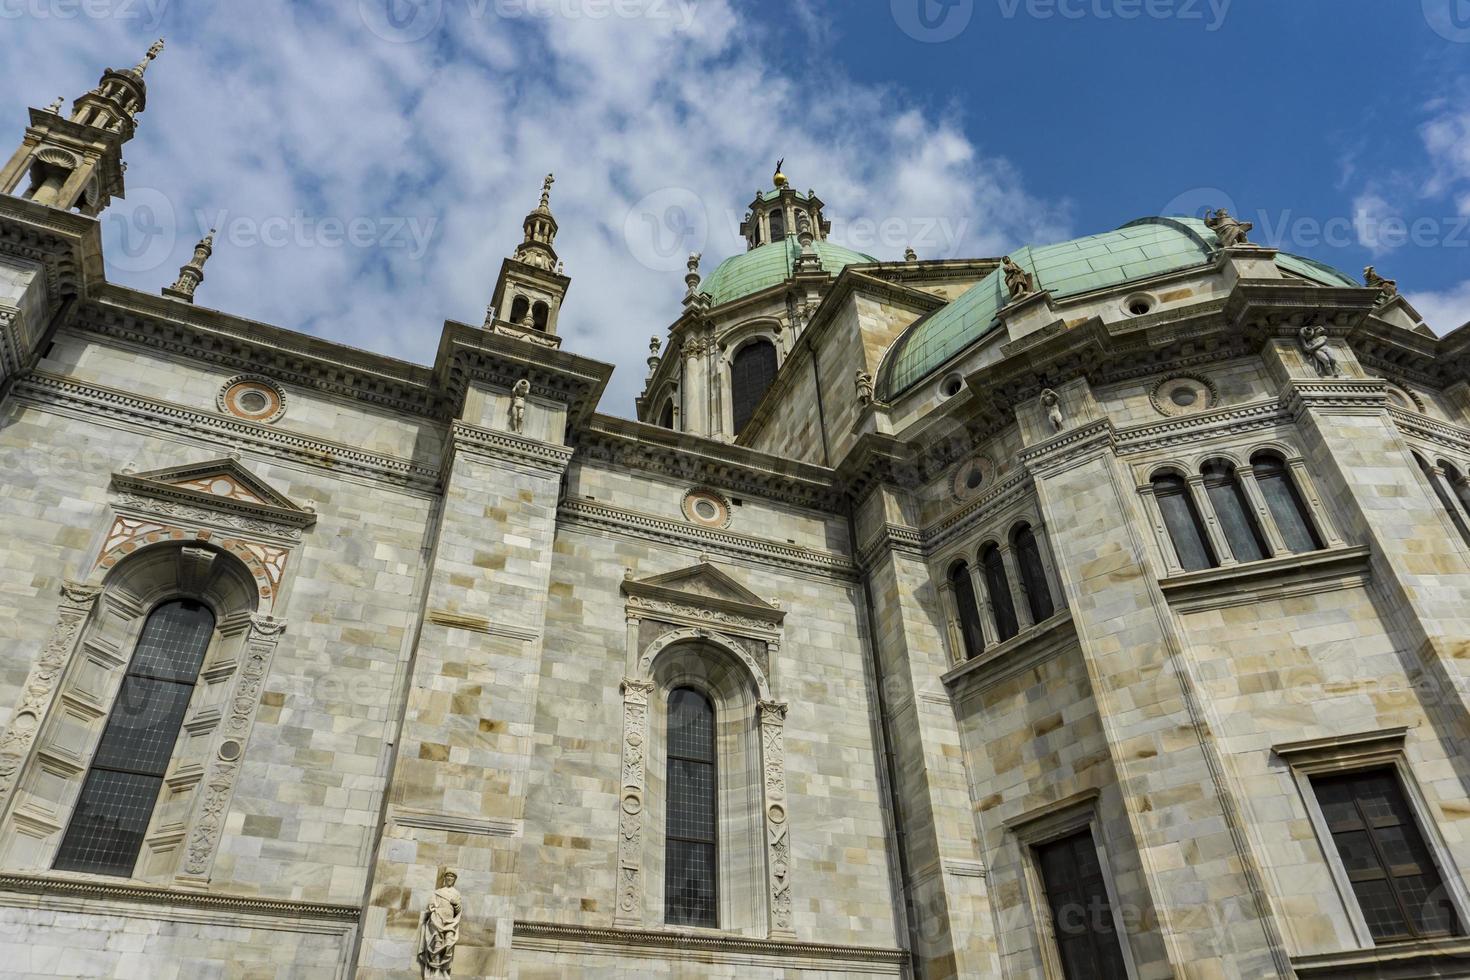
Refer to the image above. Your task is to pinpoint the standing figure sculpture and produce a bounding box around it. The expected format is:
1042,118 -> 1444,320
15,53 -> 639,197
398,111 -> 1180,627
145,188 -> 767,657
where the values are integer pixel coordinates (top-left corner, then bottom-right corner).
417,870 -> 462,980
1002,256 -> 1035,301
1299,325 -> 1339,377
1040,388 -> 1064,432
1364,266 -> 1398,302
510,378 -> 530,434
1204,208 -> 1253,248
855,370 -> 874,405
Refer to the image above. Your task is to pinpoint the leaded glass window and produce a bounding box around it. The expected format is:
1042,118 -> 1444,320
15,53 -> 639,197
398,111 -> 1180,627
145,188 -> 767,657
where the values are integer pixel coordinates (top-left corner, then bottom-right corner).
1202,464 -> 1267,563
731,340 -> 777,436
1252,454 -> 1322,554
1013,524 -> 1055,623
981,545 -> 1019,642
54,599 -> 213,876
1312,769 -> 1460,942
666,687 -> 717,927
948,561 -> 985,660
1035,829 -> 1129,980
1153,473 -> 1216,572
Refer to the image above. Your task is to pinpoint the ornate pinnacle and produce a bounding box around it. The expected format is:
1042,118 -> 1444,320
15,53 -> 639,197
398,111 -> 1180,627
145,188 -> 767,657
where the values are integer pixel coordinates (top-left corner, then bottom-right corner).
539,172 -> 554,211
682,252 -> 708,312
134,38 -> 164,76
163,228 -> 215,303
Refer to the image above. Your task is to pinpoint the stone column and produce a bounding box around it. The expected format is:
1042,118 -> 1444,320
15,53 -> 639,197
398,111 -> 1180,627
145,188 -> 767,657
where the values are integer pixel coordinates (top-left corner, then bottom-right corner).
681,336 -> 708,437
999,545 -> 1033,630
1187,474 -> 1237,565
1235,466 -> 1290,558
967,563 -> 1000,649
758,700 -> 794,939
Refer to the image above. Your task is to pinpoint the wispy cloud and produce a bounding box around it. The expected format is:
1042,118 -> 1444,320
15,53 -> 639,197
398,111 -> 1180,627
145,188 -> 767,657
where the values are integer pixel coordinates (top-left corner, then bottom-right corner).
0,1 -> 1068,416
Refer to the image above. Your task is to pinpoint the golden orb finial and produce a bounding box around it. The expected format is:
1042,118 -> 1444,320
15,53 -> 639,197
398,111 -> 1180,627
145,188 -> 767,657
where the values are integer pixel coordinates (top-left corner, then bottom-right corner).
772,157 -> 787,188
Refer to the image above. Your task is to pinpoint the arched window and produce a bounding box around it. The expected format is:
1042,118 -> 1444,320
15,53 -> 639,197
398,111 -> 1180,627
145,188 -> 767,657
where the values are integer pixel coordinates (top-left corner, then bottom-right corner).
981,544 -> 1019,642
1414,454 -> 1470,543
768,208 -> 785,243
54,599 -> 215,876
666,687 -> 718,928
658,399 -> 675,430
1201,461 -> 1267,563
730,339 -> 778,435
1153,472 -> 1216,572
532,301 -> 549,332
509,295 -> 530,326
948,561 -> 985,660
1012,524 -> 1055,623
1251,453 -> 1323,554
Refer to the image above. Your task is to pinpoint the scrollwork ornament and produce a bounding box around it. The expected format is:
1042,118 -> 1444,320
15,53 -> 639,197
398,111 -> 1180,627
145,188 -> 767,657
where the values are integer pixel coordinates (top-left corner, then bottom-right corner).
758,699 -> 793,937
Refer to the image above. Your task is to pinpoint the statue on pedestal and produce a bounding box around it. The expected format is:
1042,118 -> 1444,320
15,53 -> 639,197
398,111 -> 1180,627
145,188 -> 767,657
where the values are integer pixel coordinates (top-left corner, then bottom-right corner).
1205,207 -> 1253,248
417,870 -> 463,979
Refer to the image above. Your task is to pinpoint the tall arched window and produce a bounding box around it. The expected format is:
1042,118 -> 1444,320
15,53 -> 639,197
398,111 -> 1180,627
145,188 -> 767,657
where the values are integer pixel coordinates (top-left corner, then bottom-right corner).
1012,524 -> 1055,623
666,687 -> 718,927
1414,454 -> 1470,542
948,561 -> 985,660
54,599 -> 214,876
658,399 -> 675,430
1153,472 -> 1217,572
981,544 -> 1019,642
509,295 -> 530,325
731,339 -> 778,435
532,301 -> 549,332
768,208 -> 785,242
1252,453 -> 1323,554
1201,461 -> 1267,563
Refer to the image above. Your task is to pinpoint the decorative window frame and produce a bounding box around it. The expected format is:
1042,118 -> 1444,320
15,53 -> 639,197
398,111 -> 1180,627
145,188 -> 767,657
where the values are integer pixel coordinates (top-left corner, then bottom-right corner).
616,562 -> 791,939
1003,788 -> 1139,980
0,458 -> 313,885
1136,442 -> 1343,576
719,326 -> 784,437
1274,727 -> 1470,950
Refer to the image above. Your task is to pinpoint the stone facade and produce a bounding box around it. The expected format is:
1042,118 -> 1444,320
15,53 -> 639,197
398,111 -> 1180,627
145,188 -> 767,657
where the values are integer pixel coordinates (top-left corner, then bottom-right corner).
3,48 -> 1470,980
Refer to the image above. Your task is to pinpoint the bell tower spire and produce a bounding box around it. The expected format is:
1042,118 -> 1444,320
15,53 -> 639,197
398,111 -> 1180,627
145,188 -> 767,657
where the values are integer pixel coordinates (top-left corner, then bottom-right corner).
485,172 -> 570,349
0,38 -> 163,216
738,160 -> 832,252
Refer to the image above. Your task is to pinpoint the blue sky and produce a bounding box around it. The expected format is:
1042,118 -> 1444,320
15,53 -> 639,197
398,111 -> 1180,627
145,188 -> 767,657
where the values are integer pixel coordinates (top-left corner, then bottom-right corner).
1,0 -> 1467,417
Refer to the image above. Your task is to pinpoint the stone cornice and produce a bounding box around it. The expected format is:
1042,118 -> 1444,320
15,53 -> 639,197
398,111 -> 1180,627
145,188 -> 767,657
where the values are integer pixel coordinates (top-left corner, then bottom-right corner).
1113,399 -> 1289,456
513,920 -> 907,970
1278,378 -> 1390,418
0,196 -> 101,314
558,498 -> 855,579
1391,408 -> 1470,456
1158,546 -> 1373,613
110,470 -> 318,535
621,571 -> 786,631
0,871 -> 361,922
943,611 -> 1078,702
575,414 -> 843,512
450,421 -> 575,474
1291,936 -> 1470,978
434,319 -> 612,427
13,372 -> 441,493
1019,418 -> 1116,477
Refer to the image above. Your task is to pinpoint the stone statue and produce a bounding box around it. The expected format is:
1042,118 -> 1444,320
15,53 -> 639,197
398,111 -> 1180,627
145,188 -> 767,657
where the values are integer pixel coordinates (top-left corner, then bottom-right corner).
44,96 -> 63,114
855,370 -> 874,405
1299,325 -> 1338,377
417,870 -> 462,980
1002,256 -> 1035,301
555,260 -> 565,275
904,246 -> 918,262
1204,208 -> 1253,248
510,378 -> 530,434
1040,388 -> 1064,432
1364,266 -> 1398,301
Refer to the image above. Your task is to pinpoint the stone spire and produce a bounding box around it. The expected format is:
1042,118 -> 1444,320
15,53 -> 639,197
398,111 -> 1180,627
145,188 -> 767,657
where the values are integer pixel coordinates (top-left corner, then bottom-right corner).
163,229 -> 215,302
132,38 -> 165,77
682,251 -> 709,313
512,173 -> 559,272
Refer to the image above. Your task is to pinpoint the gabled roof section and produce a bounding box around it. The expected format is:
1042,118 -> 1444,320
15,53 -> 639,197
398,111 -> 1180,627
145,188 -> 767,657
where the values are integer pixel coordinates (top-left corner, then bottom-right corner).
621,560 -> 785,627
111,457 -> 317,530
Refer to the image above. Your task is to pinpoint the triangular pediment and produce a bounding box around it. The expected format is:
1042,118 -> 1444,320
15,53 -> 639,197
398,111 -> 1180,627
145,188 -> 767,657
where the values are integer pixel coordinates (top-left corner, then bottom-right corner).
622,561 -> 784,628
110,458 -> 317,530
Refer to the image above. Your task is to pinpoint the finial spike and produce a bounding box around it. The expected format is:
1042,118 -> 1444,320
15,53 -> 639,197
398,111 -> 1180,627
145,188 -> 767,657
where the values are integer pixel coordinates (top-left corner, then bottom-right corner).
539,172 -> 555,210
134,38 -> 165,75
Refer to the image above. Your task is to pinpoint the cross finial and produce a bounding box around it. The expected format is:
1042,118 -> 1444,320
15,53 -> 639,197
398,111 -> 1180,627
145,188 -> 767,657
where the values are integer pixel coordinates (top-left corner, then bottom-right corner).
135,38 -> 164,75
773,158 -> 787,188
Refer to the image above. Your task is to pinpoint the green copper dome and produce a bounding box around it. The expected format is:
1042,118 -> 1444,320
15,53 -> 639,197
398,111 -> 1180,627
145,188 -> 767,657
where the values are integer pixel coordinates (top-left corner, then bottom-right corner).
702,238 -> 877,307
876,217 -> 1358,400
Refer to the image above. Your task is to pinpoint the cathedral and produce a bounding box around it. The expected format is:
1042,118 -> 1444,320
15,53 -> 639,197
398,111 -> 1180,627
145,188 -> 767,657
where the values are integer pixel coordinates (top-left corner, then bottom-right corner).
4,41 -> 1470,980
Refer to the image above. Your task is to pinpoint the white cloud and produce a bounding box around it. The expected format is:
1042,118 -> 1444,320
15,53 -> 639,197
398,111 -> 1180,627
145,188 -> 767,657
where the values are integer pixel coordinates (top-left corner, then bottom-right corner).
1422,104 -> 1470,199
0,1 -> 1068,417
1409,279 -> 1470,335
1352,192 -> 1400,255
